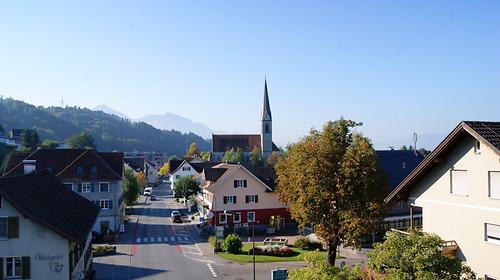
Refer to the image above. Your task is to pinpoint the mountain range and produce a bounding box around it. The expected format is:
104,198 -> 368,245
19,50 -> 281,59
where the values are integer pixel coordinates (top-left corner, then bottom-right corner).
0,98 -> 211,155
93,105 -> 213,139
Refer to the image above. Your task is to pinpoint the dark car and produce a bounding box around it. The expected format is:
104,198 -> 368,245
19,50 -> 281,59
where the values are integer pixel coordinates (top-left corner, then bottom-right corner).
171,210 -> 182,223
150,195 -> 157,201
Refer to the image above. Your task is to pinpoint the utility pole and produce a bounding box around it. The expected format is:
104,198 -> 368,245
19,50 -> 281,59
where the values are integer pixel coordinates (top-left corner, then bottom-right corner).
413,132 -> 418,156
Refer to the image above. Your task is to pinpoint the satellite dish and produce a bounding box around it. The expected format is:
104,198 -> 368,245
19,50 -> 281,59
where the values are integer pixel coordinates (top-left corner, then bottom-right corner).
207,212 -> 214,219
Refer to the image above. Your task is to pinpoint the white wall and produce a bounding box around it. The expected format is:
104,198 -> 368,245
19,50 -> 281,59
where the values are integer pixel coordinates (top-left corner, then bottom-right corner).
409,135 -> 500,277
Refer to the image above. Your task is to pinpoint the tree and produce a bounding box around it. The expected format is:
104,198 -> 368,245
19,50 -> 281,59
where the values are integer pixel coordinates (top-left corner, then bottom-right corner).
222,148 -> 235,162
418,148 -> 431,157
158,162 -> 169,177
174,176 -> 200,199
248,146 -> 264,167
123,168 -> 140,206
275,119 -> 385,266
369,229 -> 476,279
67,131 -> 96,149
185,142 -> 199,158
22,129 -> 39,151
41,139 -> 59,149
200,151 -> 210,161
222,148 -> 244,163
266,151 -> 281,167
136,171 -> 147,188
289,252 -> 363,280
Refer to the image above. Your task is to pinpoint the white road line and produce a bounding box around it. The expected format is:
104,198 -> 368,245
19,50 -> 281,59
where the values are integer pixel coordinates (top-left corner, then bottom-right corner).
143,237 -> 148,243
136,238 -> 141,243
157,237 -> 162,242
183,236 -> 189,241
170,237 -> 175,241
207,264 -> 217,277
164,237 -> 169,242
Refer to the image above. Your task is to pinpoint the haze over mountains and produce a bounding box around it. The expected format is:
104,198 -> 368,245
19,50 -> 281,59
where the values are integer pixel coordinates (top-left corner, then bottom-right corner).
93,105 -> 213,139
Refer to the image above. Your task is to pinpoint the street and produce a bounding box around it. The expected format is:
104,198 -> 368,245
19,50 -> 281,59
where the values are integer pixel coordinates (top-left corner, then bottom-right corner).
94,182 -> 218,280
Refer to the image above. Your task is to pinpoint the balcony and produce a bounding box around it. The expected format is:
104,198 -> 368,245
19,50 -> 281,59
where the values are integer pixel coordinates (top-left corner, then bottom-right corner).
441,240 -> 458,257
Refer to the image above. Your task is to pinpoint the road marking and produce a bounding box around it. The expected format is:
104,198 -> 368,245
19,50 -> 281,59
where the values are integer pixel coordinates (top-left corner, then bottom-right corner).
207,263 -> 217,277
136,238 -> 141,243
170,237 -> 175,241
164,237 -> 169,242
143,237 -> 148,243
157,237 -> 162,242
183,236 -> 189,241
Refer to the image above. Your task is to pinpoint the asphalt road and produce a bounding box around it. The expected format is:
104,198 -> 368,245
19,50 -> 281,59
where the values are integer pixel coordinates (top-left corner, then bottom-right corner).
94,183 -> 218,280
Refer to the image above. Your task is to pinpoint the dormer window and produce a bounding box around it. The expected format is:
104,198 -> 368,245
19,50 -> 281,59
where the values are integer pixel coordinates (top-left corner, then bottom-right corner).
76,166 -> 84,175
91,166 -> 98,174
182,166 -> 191,171
402,162 -> 406,169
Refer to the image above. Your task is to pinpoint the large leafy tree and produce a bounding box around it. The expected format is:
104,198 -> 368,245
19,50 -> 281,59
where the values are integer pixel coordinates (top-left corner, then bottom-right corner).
222,148 -> 244,163
22,129 -> 40,151
41,139 -> 60,149
136,171 -> 147,188
185,142 -> 199,158
275,119 -> 385,266
67,131 -> 96,149
123,168 -> 140,206
369,229 -> 476,279
158,162 -> 169,177
248,146 -> 264,167
174,176 -> 200,199
266,151 -> 281,167
200,151 -> 210,161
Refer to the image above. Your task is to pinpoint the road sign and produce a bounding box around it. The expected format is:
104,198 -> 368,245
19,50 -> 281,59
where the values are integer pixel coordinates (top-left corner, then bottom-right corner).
271,268 -> 288,280
199,217 -> 205,222
216,226 -> 224,238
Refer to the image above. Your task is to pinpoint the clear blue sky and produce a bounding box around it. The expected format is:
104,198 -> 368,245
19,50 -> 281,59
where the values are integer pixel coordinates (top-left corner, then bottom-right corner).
1,1 -> 499,149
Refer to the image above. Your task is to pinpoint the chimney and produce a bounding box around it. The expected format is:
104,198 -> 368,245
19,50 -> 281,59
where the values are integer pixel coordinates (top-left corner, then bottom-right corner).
23,160 -> 36,174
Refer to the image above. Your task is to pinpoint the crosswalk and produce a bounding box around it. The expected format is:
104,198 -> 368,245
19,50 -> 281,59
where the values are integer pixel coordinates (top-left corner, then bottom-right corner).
135,235 -> 192,244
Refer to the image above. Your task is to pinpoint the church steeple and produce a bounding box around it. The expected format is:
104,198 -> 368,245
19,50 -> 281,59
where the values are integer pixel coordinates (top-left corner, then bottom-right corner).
262,79 -> 272,121
261,78 -> 273,157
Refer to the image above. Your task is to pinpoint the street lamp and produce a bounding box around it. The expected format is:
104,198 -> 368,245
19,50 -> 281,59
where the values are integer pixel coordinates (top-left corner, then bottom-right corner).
224,210 -> 256,280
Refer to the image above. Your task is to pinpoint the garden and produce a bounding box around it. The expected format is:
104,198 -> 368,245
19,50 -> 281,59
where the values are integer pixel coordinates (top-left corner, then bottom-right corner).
210,234 -> 331,263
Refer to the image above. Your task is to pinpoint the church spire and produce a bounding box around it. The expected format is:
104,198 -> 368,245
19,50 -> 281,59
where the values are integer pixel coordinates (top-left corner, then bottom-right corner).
262,78 -> 272,121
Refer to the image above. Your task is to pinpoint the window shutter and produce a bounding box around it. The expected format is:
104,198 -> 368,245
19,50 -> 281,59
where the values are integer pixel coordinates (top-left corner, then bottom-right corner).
451,170 -> 467,195
77,183 -> 82,193
22,256 -> 30,279
8,217 -> 19,238
223,196 -> 227,204
233,181 -> 237,188
91,183 -> 96,192
490,172 -> 500,199
243,180 -> 247,188
255,195 -> 258,203
245,196 -> 249,203
0,257 -> 3,279
233,196 -> 237,204
109,200 -> 113,209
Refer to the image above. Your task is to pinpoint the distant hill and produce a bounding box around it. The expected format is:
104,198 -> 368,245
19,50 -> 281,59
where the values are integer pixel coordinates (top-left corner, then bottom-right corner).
0,98 -> 211,155
93,104 -> 131,120
138,113 -> 213,139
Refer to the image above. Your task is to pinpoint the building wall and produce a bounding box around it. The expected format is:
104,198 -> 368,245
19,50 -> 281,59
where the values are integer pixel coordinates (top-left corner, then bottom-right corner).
0,199 -> 70,280
170,162 -> 199,191
409,135 -> 500,278
64,180 -> 124,233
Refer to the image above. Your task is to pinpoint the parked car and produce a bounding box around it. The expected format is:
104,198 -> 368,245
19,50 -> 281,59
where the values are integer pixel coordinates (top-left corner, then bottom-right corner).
150,195 -> 157,201
144,189 -> 152,196
171,210 -> 182,223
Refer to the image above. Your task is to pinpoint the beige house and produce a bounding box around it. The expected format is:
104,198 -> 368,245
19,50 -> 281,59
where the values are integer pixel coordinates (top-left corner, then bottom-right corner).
386,121 -> 500,279
0,171 -> 99,280
197,163 -> 290,232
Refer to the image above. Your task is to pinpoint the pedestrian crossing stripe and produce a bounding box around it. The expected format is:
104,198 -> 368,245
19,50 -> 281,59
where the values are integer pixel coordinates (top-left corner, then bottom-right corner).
157,237 -> 162,242
135,236 -> 194,243
170,237 -> 175,241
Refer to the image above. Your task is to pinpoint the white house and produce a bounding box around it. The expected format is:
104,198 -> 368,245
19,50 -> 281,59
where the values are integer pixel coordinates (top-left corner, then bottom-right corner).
386,121 -> 500,279
169,160 -> 219,196
0,170 -> 99,280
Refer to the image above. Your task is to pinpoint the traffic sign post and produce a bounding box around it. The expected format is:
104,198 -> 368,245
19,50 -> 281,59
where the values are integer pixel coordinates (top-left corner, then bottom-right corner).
271,268 -> 288,280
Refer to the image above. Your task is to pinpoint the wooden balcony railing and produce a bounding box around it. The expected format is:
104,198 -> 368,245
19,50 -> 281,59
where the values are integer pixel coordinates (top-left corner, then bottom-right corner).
441,240 -> 458,257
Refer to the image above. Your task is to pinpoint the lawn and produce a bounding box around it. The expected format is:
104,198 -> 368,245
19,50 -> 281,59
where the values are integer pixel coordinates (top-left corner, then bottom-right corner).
216,242 -> 330,263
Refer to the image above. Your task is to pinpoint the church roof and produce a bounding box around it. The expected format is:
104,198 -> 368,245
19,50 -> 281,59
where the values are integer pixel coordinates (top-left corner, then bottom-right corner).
212,134 -> 262,152
262,79 -> 272,120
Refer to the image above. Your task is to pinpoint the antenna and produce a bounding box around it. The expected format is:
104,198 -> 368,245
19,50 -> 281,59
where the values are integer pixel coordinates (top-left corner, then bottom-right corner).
61,97 -> 64,108
413,132 -> 418,156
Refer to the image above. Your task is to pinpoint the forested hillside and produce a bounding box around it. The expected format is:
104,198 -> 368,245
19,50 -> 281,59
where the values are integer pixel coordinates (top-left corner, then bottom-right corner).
0,98 -> 211,155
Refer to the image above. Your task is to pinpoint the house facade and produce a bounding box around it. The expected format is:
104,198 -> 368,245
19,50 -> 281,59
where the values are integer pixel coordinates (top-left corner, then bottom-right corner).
0,171 -> 99,280
197,163 -> 290,232
169,160 -> 219,195
3,149 -> 124,234
386,121 -> 500,278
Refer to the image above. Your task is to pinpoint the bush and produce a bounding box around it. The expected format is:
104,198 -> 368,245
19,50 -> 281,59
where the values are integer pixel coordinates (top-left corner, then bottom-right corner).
294,236 -> 323,251
208,236 -> 217,247
221,234 -> 242,254
248,245 -> 294,257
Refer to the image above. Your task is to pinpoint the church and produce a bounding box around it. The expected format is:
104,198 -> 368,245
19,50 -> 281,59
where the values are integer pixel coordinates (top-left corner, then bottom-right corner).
211,80 -> 281,161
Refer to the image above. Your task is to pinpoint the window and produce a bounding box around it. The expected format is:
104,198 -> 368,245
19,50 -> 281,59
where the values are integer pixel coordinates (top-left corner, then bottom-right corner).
76,166 -> 84,175
233,212 -> 241,223
175,175 -> 180,179
474,141 -> 481,155
489,171 -> 500,199
219,213 -> 227,224
99,199 -> 110,209
223,196 -> 236,204
0,217 -> 7,239
247,212 -> 255,223
63,183 -> 73,191
99,182 -> 110,192
450,170 -> 468,195
486,223 -> 500,245
245,195 -> 259,203
80,183 -> 92,193
6,257 -> 22,278
91,166 -> 98,174
234,179 -> 247,188
182,166 -> 191,171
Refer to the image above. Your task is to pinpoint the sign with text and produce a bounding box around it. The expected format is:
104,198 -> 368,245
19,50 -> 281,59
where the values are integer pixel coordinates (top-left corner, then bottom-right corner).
271,268 -> 288,280
216,226 -> 224,238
